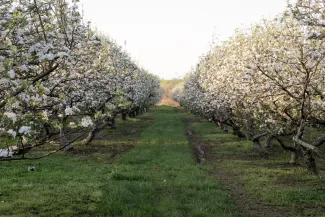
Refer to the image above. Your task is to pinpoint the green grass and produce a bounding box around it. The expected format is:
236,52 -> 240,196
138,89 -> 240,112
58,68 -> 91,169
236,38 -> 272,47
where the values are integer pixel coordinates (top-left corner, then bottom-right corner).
177,107 -> 325,217
0,154 -> 108,216
94,106 -> 242,217
0,113 -> 151,217
0,107 -> 243,217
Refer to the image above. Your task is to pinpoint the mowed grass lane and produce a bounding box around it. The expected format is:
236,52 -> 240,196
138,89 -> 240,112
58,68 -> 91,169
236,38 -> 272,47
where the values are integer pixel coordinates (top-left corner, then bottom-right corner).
0,106 -> 242,217
98,106 -> 242,217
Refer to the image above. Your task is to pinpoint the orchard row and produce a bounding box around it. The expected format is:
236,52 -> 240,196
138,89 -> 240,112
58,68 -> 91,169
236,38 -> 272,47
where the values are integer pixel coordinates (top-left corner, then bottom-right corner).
0,0 -> 162,159
173,0 -> 325,175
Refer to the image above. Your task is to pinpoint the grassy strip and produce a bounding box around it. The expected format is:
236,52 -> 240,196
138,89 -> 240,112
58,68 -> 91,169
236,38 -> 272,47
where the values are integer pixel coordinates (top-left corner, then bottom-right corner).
0,112 -> 152,217
90,106 -> 242,217
0,107 -> 242,217
177,107 -> 325,217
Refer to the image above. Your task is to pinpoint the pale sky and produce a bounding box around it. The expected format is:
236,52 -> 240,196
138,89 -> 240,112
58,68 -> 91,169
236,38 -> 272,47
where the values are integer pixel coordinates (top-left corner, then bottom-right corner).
79,0 -> 290,79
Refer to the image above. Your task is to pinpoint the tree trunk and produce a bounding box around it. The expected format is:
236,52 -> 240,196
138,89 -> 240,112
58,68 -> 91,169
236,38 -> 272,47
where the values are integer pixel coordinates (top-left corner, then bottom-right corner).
303,149 -> 318,176
246,119 -> 266,152
129,112 -> 135,118
122,113 -> 127,121
236,129 -> 246,138
264,135 -> 274,148
59,129 -> 73,151
84,116 -> 114,145
272,136 -> 298,164
111,118 -> 116,129
253,140 -> 264,152
231,126 -> 245,138
59,116 -> 73,151
83,127 -> 100,146
227,119 -> 245,138
289,151 -> 298,164
290,122 -> 304,165
135,108 -> 140,116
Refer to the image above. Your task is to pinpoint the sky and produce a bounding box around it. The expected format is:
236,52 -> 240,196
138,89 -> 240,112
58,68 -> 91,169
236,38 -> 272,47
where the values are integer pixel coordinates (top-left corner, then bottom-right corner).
79,0 -> 291,79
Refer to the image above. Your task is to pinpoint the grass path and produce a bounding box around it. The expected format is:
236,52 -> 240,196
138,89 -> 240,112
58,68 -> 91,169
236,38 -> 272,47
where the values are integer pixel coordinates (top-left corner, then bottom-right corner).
0,106 -> 242,217
96,106 -> 242,217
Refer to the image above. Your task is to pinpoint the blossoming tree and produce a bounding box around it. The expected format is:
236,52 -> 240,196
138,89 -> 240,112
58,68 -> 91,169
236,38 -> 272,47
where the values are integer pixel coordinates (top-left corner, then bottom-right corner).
0,0 -> 162,160
178,6 -> 325,175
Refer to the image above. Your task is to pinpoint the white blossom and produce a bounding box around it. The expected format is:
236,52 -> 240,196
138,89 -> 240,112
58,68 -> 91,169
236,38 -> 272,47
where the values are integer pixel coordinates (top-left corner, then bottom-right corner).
81,117 -> 93,127
20,65 -> 28,71
4,112 -> 17,122
18,126 -> 31,135
65,107 -> 74,115
0,78 -> 9,84
0,149 -> 13,158
7,129 -> 17,138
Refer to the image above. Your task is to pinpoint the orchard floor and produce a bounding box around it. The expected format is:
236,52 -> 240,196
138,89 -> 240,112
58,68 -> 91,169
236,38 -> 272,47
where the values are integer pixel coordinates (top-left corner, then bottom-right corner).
1,106 -> 325,217
178,107 -> 325,217
0,107 -> 242,217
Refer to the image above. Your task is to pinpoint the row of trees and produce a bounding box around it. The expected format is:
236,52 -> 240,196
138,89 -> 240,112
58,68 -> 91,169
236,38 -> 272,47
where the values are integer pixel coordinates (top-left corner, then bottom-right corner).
0,0 -> 162,160
173,0 -> 325,175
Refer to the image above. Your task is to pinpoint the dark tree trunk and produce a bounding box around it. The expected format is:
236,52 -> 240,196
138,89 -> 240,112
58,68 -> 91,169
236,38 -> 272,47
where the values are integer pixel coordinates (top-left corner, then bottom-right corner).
272,136 -> 298,164
129,112 -> 135,118
122,113 -> 127,121
83,127 -> 100,146
111,118 -> 116,129
290,122 -> 305,165
226,119 -> 245,138
59,116 -> 73,151
246,119 -> 266,152
84,117 -> 112,145
251,137 -> 264,152
253,140 -> 265,153
135,108 -> 140,116
264,135 -> 274,148
303,149 -> 318,175
43,123 -> 51,136
290,151 -> 298,164
60,129 -> 74,151
232,126 -> 246,138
